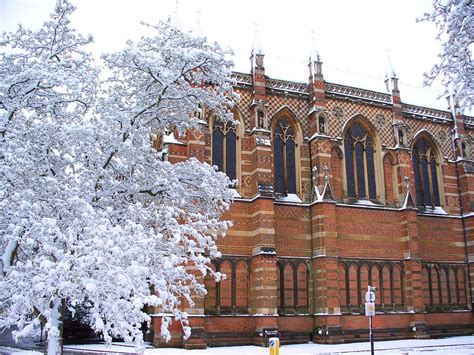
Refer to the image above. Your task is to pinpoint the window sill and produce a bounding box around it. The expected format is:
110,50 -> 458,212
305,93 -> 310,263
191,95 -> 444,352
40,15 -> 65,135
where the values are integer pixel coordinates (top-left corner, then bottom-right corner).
228,187 -> 241,198
344,197 -> 382,206
275,193 -> 302,203
351,199 -> 381,206
417,206 -> 448,215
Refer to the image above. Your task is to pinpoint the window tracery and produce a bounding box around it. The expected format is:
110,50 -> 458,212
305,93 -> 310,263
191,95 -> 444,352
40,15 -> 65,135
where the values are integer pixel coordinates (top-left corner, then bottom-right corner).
412,137 -> 441,208
212,119 -> 237,181
344,122 -> 377,200
273,117 -> 297,195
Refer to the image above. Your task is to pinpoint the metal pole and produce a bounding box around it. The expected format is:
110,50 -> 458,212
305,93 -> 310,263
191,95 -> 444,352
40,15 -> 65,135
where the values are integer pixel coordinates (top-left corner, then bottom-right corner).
369,315 -> 374,355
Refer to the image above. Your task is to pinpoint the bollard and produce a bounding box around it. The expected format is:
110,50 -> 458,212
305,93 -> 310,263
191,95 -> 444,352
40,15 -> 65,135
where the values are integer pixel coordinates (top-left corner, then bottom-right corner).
269,337 -> 279,355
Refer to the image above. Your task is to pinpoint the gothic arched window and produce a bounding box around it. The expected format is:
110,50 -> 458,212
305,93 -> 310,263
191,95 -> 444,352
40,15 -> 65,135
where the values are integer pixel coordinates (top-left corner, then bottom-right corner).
412,137 -> 441,208
344,122 -> 377,200
273,117 -> 297,195
212,119 -> 236,181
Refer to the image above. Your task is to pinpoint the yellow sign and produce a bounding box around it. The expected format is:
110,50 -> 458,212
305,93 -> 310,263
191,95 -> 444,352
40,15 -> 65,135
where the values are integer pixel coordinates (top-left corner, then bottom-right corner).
269,337 -> 279,355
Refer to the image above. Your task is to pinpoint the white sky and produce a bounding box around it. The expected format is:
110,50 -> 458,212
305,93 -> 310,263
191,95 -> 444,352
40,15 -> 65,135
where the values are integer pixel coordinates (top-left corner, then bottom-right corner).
0,0 -> 449,110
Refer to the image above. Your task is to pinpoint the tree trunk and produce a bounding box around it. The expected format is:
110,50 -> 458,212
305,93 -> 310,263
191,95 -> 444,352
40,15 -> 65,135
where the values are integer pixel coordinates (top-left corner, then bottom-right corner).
46,298 -> 64,355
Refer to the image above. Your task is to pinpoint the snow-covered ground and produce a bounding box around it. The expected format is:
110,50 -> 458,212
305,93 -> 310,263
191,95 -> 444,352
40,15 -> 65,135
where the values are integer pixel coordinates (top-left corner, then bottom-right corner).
3,336 -> 474,354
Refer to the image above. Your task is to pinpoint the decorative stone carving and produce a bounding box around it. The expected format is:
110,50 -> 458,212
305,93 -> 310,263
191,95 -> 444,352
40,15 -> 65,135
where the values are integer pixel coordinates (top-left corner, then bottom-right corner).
401,104 -> 452,121
255,54 -> 264,68
326,83 -> 391,104
464,135 -> 474,158
317,113 -> 329,134
332,106 -> 344,122
375,113 -> 387,130
266,79 -> 307,94
393,122 -> 410,147
436,130 -> 449,146
250,99 -> 269,129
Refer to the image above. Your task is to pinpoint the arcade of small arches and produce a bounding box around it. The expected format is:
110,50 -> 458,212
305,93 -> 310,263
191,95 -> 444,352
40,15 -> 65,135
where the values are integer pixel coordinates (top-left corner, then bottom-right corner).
203,257 -> 310,316
202,258 -> 470,316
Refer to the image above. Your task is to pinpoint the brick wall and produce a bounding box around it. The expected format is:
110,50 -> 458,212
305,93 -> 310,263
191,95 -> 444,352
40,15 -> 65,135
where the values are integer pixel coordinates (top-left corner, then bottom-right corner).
152,69 -> 474,348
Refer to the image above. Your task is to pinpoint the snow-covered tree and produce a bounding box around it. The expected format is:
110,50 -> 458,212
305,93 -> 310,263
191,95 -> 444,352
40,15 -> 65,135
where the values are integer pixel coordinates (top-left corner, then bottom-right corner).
419,0 -> 473,110
0,1 -> 235,354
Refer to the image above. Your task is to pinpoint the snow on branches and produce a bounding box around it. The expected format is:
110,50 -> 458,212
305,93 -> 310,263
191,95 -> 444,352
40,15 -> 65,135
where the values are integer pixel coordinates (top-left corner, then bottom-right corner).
418,0 -> 473,110
0,1 -> 235,353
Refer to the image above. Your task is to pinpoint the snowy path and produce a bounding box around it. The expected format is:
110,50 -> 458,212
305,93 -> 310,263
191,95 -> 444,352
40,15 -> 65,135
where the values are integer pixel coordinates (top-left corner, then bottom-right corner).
2,336 -> 474,354
63,336 -> 474,354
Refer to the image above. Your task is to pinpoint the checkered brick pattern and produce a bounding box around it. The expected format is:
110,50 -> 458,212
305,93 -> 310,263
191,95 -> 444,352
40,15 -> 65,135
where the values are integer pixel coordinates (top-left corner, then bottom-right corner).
235,88 -> 252,129
266,94 -> 310,134
235,87 -> 453,160
406,119 -> 453,159
326,99 -> 394,146
235,87 -> 312,136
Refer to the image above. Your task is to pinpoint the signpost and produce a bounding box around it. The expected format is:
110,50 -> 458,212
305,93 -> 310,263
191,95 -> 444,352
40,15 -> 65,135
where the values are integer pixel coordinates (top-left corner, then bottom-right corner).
365,286 -> 376,355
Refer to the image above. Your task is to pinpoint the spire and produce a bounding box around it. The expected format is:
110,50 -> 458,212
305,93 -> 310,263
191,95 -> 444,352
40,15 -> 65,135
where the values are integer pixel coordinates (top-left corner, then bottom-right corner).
309,29 -> 320,63
308,29 -> 322,78
252,22 -> 264,55
249,22 -> 267,131
384,49 -> 399,92
385,49 -> 396,79
250,22 -> 265,72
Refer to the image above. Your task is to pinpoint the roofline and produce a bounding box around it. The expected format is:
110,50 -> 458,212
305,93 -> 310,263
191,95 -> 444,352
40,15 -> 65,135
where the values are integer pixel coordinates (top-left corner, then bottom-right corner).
231,71 -> 473,125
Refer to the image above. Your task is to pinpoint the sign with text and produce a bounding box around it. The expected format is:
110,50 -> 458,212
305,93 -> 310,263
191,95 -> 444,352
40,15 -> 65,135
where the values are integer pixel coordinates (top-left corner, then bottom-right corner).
365,302 -> 375,316
365,290 -> 375,303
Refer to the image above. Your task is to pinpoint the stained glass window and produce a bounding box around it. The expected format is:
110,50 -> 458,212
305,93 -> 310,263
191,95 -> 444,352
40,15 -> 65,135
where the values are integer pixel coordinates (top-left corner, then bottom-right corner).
273,118 -> 296,194
344,123 -> 376,199
412,138 -> 441,208
212,119 -> 237,180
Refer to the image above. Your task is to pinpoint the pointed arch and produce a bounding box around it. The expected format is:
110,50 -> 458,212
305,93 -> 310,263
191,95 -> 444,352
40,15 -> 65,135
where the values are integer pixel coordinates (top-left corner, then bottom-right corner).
271,107 -> 303,196
219,260 -> 233,309
383,152 -> 397,205
348,263 -> 358,308
271,106 -> 304,137
211,109 -> 243,184
204,262 -> 218,313
342,115 -> 382,201
431,266 -> 440,305
331,144 -> 344,200
422,265 -> 432,308
283,262 -> 295,307
457,267 -> 467,306
338,262 -> 348,310
235,260 -> 249,310
440,267 -> 448,305
393,263 -> 404,306
382,264 -> 392,307
277,262 -> 282,308
359,263 -> 370,307
296,263 -> 309,307
411,131 -> 444,208
448,267 -> 457,304
370,263 -> 381,306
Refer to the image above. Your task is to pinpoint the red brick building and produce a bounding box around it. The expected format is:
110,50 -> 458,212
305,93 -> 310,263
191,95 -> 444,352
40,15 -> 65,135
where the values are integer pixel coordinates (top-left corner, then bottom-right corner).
152,49 -> 474,348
